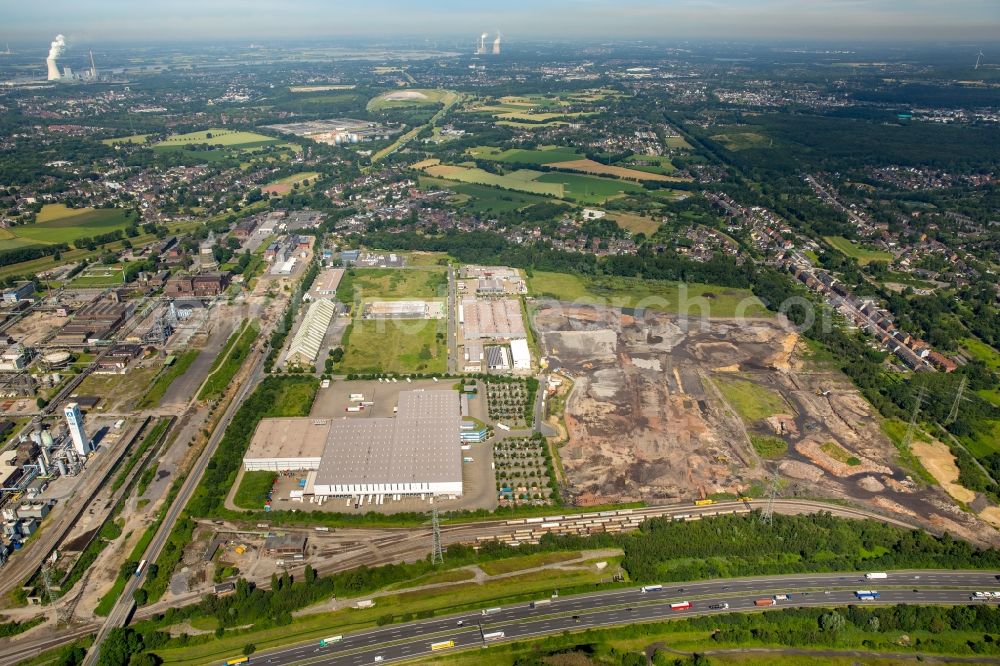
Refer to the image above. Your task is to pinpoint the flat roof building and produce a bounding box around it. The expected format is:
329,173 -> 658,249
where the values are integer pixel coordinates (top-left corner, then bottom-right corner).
243,418 -> 329,471
243,390 -> 463,498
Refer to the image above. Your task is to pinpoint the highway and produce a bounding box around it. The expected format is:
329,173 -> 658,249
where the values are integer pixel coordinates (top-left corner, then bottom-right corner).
229,570 -> 1000,666
82,344 -> 269,666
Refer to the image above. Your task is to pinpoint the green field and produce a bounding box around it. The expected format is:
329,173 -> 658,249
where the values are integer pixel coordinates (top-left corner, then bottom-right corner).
422,164 -> 643,204
535,171 -> 644,204
339,317 -> 447,375
467,146 -> 583,165
624,154 -> 676,174
70,264 -> 126,286
233,471 -> 277,509
961,337 -> 1000,373
714,377 -> 791,423
0,205 -> 133,250
419,177 -> 552,213
712,131 -> 771,150
367,88 -> 457,111
527,271 -> 771,318
338,267 -> 447,302
101,133 -> 151,145
750,434 -> 789,459
823,236 -> 893,265
154,129 -> 280,150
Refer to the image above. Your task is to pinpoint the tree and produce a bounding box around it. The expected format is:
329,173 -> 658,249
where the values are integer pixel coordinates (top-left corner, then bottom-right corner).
819,611 -> 846,633
133,588 -> 148,606
242,643 -> 256,656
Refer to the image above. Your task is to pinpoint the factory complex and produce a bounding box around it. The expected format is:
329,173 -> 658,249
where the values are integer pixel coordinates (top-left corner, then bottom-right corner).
243,390 -> 464,499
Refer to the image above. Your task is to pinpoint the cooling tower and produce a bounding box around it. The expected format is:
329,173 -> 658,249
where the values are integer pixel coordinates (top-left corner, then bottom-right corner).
46,58 -> 60,81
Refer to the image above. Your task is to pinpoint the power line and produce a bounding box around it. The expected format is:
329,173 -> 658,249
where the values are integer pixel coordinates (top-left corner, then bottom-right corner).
431,507 -> 444,564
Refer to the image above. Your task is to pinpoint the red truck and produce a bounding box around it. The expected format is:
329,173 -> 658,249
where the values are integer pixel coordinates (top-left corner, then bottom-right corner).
754,598 -> 775,607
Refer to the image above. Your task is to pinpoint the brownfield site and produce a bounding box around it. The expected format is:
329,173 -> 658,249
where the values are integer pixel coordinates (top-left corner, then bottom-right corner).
533,301 -> 999,545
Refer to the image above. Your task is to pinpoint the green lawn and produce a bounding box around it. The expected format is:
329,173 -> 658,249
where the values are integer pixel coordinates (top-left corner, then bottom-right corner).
0,205 -> 133,250
339,318 -> 447,375
423,165 -> 564,197
233,471 -> 277,510
527,271 -> 771,318
154,128 -> 280,149
823,236 -> 893,266
338,268 -> 447,302
70,265 -> 126,286
714,377 -> 791,423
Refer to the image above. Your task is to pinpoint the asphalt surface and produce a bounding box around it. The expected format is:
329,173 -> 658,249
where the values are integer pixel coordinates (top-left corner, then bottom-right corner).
239,570 -> 1000,666
82,344 -> 269,666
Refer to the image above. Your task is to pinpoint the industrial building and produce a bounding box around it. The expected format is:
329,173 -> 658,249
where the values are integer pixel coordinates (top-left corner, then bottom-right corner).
309,268 -> 344,300
242,390 -> 463,498
364,300 -> 437,319
285,299 -> 337,366
64,403 -> 92,457
460,298 -> 525,340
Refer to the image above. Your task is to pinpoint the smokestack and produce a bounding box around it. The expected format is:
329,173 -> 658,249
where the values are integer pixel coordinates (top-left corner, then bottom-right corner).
493,32 -> 502,55
477,32 -> 488,54
46,34 -> 66,81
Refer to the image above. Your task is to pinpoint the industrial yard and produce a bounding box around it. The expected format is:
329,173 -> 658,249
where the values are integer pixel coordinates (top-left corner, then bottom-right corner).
535,301 -> 994,543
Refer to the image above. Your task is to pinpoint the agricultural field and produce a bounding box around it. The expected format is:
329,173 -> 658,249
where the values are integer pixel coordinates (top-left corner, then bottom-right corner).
466,146 -> 583,165
606,212 -> 663,236
367,88 -> 457,111
261,171 -> 321,196
418,177 -> 553,214
289,85 -> 356,92
527,271 -> 771,318
339,317 -> 446,375
0,204 -> 133,250
419,163 -> 645,204
338,267 -> 447,302
544,158 -> 688,183
101,134 -> 150,145
823,236 -> 894,265
153,129 -> 281,150
534,172 -> 645,204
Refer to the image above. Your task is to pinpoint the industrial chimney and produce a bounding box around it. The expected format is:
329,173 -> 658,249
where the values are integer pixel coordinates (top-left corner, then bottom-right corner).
493,32 -> 502,55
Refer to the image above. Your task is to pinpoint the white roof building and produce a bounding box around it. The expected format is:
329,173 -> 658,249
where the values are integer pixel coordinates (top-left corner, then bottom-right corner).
510,338 -> 531,371
286,299 -> 336,366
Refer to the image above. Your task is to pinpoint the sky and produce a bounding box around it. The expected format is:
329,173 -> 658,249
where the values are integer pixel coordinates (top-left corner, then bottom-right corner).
6,0 -> 1000,44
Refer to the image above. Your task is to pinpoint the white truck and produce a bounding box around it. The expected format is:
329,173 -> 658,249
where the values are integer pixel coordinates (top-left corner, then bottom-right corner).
865,572 -> 888,580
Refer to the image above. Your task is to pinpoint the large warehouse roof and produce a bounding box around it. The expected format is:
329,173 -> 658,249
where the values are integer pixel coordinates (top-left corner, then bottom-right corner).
287,299 -> 336,365
245,418 -> 330,461
315,390 -> 461,488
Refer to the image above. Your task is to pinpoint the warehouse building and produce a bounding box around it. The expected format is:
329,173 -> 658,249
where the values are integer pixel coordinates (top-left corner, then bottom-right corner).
242,390 -> 463,498
286,299 -> 337,366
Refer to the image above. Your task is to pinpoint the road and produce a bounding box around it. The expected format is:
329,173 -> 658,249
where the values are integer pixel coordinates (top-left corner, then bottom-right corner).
82,345 -> 269,666
223,570 -> 1000,666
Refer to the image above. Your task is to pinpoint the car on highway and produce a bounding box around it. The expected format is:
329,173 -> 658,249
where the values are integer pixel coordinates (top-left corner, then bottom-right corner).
374,656 -> 384,662
456,620 -> 463,626
572,615 -> 581,622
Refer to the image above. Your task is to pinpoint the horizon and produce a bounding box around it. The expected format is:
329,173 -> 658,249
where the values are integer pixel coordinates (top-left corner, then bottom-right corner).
4,0 -> 1000,45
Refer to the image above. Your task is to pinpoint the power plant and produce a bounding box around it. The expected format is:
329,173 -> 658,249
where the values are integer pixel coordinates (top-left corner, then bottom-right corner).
43,35 -> 100,83
475,31 -> 502,56
46,34 -> 65,81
